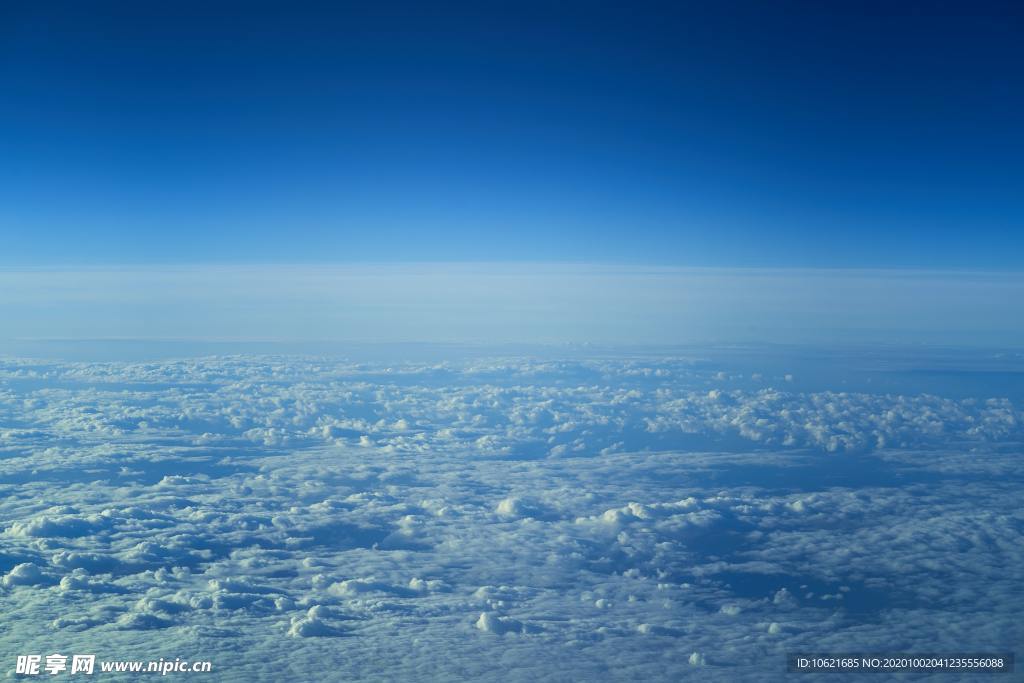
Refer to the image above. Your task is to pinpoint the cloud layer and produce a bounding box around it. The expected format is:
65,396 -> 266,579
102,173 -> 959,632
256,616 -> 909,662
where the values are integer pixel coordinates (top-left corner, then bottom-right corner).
1,353 -> 1021,680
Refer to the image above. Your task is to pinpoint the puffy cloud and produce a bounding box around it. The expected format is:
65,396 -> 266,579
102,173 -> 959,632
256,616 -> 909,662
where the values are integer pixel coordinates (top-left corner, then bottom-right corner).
287,606 -> 345,638
2,562 -> 47,587
475,612 -> 528,635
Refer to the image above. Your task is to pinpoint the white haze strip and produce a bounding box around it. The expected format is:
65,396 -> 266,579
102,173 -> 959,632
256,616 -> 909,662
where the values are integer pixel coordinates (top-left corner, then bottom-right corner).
1,264 -> 1022,344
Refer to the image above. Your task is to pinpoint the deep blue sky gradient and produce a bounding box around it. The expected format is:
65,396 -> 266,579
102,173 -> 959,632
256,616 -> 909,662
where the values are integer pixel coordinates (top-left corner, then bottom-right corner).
1,1 -> 1022,267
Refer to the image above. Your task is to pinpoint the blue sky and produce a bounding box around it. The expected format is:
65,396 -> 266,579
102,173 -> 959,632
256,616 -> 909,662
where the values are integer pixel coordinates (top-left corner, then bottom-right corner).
2,1 -> 1022,268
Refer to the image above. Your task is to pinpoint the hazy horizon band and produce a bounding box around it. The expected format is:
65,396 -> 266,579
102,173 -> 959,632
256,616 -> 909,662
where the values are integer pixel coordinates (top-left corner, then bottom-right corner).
2,264 -> 1021,347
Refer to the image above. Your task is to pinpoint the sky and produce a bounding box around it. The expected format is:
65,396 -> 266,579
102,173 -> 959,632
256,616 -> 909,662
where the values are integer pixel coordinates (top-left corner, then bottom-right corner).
1,7 -> 1023,674
1,1 -> 1022,269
